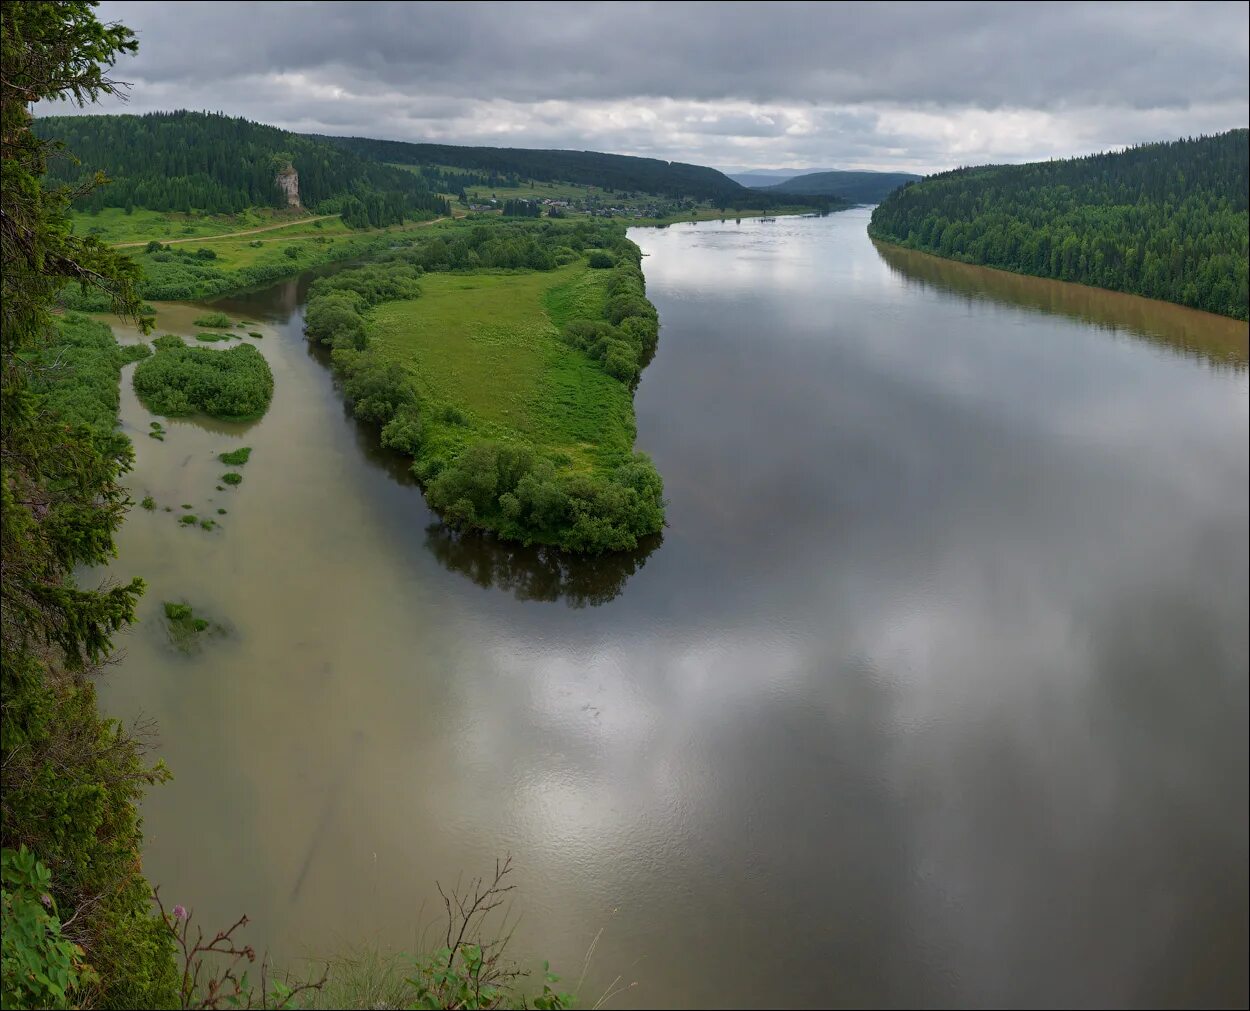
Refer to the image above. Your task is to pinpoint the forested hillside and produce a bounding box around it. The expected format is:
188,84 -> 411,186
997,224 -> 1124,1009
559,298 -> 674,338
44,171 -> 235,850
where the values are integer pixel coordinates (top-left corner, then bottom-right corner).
764,170 -> 921,202
34,111 -> 449,226
868,131 -> 1249,319
318,134 -> 805,205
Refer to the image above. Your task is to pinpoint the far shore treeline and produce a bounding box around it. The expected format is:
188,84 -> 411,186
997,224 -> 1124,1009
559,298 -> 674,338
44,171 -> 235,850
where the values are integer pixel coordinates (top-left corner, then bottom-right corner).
869,131 -> 1249,320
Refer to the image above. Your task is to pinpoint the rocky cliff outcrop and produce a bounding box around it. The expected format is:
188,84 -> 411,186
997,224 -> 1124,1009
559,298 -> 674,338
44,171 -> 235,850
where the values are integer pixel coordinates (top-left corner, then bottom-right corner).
275,163 -> 300,208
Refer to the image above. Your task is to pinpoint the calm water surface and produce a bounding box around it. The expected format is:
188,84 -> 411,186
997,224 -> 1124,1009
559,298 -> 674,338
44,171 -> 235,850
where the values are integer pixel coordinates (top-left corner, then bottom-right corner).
97,210 -> 1248,1008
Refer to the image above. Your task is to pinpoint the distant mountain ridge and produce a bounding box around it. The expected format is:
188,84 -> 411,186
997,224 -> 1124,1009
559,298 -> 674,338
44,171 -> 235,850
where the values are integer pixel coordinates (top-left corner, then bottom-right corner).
762,170 -> 923,202
728,169 -> 835,188
316,135 -> 813,206
33,110 -> 833,217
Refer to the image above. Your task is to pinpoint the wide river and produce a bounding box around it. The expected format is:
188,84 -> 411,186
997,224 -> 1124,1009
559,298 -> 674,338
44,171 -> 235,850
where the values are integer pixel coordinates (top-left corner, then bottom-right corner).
98,209 -> 1248,1008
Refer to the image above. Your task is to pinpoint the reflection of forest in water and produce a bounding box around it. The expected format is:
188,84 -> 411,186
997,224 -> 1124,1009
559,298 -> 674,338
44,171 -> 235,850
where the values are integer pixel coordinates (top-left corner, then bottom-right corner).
874,241 -> 1248,370
424,524 -> 659,607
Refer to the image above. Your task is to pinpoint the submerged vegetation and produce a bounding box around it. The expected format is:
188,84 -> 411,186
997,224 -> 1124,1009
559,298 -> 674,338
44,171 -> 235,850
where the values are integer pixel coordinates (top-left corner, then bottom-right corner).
305,219 -> 665,553
161,601 -> 212,651
133,335 -> 273,420
218,446 -> 252,465
869,131 -> 1250,319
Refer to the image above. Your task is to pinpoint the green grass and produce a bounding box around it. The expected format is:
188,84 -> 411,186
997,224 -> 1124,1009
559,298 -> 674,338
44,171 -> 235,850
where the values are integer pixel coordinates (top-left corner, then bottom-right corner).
193,311 -> 232,328
369,264 -> 633,469
162,601 -> 213,652
221,472 -> 242,485
70,207 -> 345,246
217,446 -> 251,466
125,217 -> 446,300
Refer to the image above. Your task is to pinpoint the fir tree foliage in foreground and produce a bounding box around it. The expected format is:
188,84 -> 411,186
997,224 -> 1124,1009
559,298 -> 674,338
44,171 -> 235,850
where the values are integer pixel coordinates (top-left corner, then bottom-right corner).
1,3 -> 177,1006
868,131 -> 1250,319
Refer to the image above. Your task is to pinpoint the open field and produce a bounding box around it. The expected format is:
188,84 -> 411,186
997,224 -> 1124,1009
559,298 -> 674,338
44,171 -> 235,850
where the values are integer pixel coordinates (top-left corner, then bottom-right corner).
368,264 -> 634,469
102,215 -> 459,301
70,206 -> 341,245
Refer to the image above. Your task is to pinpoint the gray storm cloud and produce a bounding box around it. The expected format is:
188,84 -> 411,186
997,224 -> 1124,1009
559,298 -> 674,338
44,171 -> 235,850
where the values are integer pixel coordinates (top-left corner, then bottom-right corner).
61,1 -> 1250,173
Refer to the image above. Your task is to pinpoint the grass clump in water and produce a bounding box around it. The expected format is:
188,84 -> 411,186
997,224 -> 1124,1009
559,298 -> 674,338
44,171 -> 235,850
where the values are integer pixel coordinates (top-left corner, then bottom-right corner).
193,311 -> 232,328
133,335 -> 273,420
199,518 -> 216,530
218,446 -> 252,466
179,514 -> 197,525
162,601 -> 214,652
140,495 -> 156,510
221,472 -> 242,486
248,331 -> 263,339
217,508 -> 227,515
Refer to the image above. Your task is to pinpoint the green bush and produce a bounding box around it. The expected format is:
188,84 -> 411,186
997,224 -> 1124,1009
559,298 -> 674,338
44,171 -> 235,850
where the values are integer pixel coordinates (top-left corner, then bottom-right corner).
588,250 -> 615,268
132,337 -> 273,420
218,446 -> 251,466
1,848 -> 98,1010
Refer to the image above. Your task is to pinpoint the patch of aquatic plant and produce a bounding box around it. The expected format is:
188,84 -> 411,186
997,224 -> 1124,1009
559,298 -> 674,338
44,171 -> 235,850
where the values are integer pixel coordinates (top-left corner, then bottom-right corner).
217,508 -> 227,515
221,472 -> 242,486
193,311 -> 232,328
162,600 -> 214,652
248,331 -> 263,338
194,332 -> 232,342
199,518 -> 216,530
178,514 -> 197,525
132,334 -> 274,420
217,446 -> 251,466
140,495 -> 155,510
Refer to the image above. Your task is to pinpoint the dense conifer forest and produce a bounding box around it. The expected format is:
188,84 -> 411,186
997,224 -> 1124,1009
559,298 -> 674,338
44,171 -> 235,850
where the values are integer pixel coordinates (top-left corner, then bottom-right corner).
317,134 -> 811,206
869,131 -> 1249,319
34,111 -> 450,226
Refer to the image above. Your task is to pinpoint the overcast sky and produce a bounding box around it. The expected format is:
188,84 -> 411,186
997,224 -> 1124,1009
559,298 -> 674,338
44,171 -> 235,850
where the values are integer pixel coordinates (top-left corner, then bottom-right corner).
47,1 -> 1250,174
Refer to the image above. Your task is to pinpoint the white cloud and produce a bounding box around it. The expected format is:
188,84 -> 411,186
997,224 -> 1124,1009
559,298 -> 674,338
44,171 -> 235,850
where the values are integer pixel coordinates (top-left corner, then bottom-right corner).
54,1 -> 1249,174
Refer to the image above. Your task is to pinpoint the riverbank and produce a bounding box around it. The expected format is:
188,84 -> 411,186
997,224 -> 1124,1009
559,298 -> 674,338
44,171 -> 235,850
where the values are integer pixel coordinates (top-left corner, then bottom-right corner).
873,238 -> 1248,367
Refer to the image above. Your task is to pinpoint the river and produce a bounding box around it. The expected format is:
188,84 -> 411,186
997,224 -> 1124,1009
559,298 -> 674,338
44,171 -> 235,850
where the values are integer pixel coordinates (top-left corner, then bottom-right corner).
96,208 -> 1249,1008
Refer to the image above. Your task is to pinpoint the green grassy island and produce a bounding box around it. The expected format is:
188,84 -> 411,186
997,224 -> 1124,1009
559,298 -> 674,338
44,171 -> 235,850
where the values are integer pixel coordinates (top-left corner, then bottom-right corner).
305,219 -> 665,553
